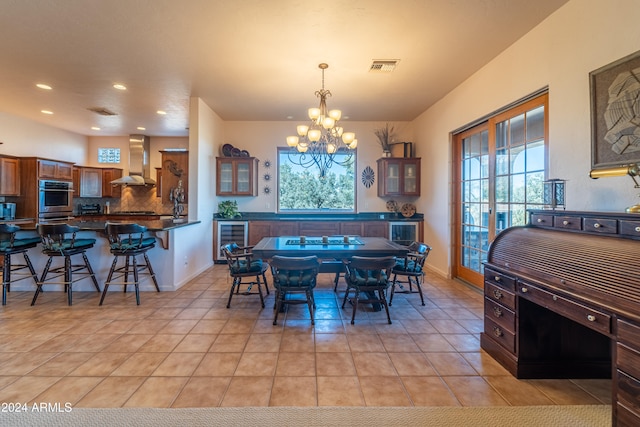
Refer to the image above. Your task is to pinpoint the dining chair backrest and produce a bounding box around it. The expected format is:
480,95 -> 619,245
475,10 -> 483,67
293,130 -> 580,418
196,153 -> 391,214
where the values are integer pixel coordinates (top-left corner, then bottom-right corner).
270,255 -> 320,288
346,255 -> 397,286
398,241 -> 431,271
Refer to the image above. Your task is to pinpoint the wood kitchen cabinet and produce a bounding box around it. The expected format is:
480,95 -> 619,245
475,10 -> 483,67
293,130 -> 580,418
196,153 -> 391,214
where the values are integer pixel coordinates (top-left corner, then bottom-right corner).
73,167 -> 122,198
247,220 -> 389,246
216,157 -> 258,196
377,158 -> 421,197
160,151 -> 188,203
101,168 -> 122,198
0,156 -> 20,196
38,159 -> 73,180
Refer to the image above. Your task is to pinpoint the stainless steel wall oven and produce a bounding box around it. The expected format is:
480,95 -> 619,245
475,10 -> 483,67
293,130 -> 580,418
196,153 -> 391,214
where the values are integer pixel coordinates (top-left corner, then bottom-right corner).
38,179 -> 74,219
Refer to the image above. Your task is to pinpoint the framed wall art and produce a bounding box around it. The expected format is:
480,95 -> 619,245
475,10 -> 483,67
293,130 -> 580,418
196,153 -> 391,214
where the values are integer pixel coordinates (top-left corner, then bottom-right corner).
590,49 -> 640,168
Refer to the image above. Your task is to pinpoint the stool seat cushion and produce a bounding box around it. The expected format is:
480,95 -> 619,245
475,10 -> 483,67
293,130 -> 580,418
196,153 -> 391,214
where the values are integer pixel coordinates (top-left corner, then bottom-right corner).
1,237 -> 40,252
43,238 -> 96,252
110,237 -> 156,251
351,269 -> 389,286
393,260 -> 422,273
230,259 -> 263,274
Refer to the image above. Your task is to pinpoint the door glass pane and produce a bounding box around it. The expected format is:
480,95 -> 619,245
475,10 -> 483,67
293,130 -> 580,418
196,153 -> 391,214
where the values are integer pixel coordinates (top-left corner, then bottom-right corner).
220,163 -> 233,193
526,106 -> 545,141
510,114 -> 525,145
237,163 -> 249,192
510,173 -> 526,203
387,163 -> 399,193
496,148 -> 509,175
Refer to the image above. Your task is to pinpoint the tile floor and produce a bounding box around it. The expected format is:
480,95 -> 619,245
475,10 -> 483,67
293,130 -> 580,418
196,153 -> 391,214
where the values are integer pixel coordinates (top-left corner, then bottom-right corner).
0,265 -> 612,408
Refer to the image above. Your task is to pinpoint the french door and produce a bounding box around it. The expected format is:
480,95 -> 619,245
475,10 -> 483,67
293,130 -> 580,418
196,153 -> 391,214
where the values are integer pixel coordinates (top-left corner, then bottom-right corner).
453,94 -> 548,288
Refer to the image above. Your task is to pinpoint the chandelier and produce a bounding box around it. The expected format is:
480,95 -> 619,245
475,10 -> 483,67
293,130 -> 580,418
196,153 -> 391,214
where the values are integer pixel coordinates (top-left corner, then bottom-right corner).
286,63 -> 357,178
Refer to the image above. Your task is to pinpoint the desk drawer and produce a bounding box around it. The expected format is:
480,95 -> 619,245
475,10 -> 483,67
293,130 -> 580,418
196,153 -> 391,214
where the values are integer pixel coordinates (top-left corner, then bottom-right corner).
553,215 -> 582,230
517,282 -> 611,335
484,317 -> 515,353
619,220 -> 640,238
530,213 -> 553,227
484,297 -> 515,333
617,401 -> 640,427
485,282 -> 516,311
619,319 -> 640,348
617,343 -> 640,381
583,217 -> 617,235
617,370 -> 640,418
484,267 -> 516,292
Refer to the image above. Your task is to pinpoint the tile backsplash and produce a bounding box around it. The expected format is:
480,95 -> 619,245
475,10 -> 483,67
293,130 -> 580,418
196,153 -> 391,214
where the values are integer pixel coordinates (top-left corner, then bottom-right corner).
75,185 -> 186,215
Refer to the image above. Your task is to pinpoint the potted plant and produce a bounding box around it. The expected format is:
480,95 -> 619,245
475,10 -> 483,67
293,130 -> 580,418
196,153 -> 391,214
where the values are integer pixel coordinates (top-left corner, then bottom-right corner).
374,123 -> 395,157
217,200 -> 240,218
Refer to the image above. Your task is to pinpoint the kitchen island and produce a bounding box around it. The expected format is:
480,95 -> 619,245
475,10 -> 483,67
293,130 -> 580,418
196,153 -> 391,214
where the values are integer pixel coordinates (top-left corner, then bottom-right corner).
8,218 -> 201,293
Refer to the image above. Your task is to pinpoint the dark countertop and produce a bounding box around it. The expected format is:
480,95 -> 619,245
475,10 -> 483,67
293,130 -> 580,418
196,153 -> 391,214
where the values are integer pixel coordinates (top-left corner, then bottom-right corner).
213,212 -> 423,221
71,218 -> 200,231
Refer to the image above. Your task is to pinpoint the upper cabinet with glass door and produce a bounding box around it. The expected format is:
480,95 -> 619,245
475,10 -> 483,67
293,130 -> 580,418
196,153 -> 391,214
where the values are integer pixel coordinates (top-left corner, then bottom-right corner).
377,158 -> 421,197
216,157 -> 258,196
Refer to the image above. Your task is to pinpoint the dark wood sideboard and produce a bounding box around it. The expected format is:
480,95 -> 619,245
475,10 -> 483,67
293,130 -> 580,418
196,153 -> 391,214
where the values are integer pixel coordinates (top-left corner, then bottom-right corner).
481,210 -> 640,426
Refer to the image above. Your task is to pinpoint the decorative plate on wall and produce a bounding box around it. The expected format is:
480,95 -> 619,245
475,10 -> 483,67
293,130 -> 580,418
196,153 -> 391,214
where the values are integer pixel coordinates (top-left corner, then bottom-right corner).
263,173 -> 271,181
361,166 -> 375,188
263,185 -> 271,195
263,160 -> 272,169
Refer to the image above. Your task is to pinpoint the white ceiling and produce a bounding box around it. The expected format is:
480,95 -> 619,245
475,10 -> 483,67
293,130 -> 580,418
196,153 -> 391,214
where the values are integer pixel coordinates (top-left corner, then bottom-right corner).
0,0 -> 568,137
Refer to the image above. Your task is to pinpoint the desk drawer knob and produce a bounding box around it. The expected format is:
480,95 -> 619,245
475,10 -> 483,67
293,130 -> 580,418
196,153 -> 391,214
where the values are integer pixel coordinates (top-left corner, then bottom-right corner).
494,276 -> 501,282
635,226 -> 640,232
493,327 -> 504,338
493,307 -> 503,318
493,289 -> 503,299
587,314 -> 596,322
521,286 -> 528,293
563,220 -> 569,226
593,223 -> 601,228
537,218 -> 543,223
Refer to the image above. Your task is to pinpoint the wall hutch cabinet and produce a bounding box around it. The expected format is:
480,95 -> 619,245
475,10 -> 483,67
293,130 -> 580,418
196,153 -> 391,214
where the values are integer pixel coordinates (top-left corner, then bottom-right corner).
377,158 -> 421,197
216,157 -> 258,196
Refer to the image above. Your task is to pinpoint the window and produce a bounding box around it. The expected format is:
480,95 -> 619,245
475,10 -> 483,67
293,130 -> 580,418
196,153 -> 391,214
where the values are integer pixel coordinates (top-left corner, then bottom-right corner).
277,147 -> 355,211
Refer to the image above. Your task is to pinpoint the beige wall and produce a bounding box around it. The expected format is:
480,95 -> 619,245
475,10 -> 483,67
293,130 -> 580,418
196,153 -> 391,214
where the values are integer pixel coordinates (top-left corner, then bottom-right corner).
0,112 -> 87,162
412,0 -> 640,277
222,120 -> 414,213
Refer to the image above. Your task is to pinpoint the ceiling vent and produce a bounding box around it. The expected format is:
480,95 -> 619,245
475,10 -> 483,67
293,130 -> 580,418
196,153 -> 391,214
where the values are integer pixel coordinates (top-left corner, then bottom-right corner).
369,60 -> 399,73
87,106 -> 117,116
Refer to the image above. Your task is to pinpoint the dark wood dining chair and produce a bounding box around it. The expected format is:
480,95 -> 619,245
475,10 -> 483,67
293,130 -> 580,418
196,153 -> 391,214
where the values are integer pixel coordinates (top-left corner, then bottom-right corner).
270,255 -> 320,325
221,242 -> 269,308
0,224 -> 40,305
390,242 -> 431,306
342,255 -> 397,325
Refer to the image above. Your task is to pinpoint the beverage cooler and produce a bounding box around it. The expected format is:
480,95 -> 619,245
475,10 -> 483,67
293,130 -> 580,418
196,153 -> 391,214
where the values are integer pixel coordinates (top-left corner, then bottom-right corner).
389,221 -> 420,246
214,220 -> 248,262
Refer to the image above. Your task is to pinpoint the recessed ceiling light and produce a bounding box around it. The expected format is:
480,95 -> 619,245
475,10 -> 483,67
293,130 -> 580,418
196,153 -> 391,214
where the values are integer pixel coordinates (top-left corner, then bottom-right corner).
113,84 -> 127,90
286,115 -> 293,120
41,110 -> 53,115
91,126 -> 101,130
157,110 -> 167,115
36,83 -> 52,90
137,126 -> 146,130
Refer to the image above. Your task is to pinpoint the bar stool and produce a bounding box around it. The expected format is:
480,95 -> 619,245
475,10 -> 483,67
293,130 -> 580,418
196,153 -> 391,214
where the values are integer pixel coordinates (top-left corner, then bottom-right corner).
0,224 -> 40,305
32,223 -> 101,306
100,223 -> 160,306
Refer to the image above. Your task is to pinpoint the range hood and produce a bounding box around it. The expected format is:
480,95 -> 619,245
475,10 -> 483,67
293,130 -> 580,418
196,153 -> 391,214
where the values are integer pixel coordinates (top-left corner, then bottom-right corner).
111,135 -> 156,186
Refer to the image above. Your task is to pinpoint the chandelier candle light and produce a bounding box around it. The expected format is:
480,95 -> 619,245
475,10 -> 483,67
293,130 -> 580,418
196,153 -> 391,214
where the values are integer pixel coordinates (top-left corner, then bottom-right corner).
286,63 -> 357,178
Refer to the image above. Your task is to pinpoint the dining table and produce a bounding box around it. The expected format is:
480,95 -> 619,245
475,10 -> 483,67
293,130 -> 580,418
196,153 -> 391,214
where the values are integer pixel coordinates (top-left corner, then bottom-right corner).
252,236 -> 409,312
251,236 -> 409,260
